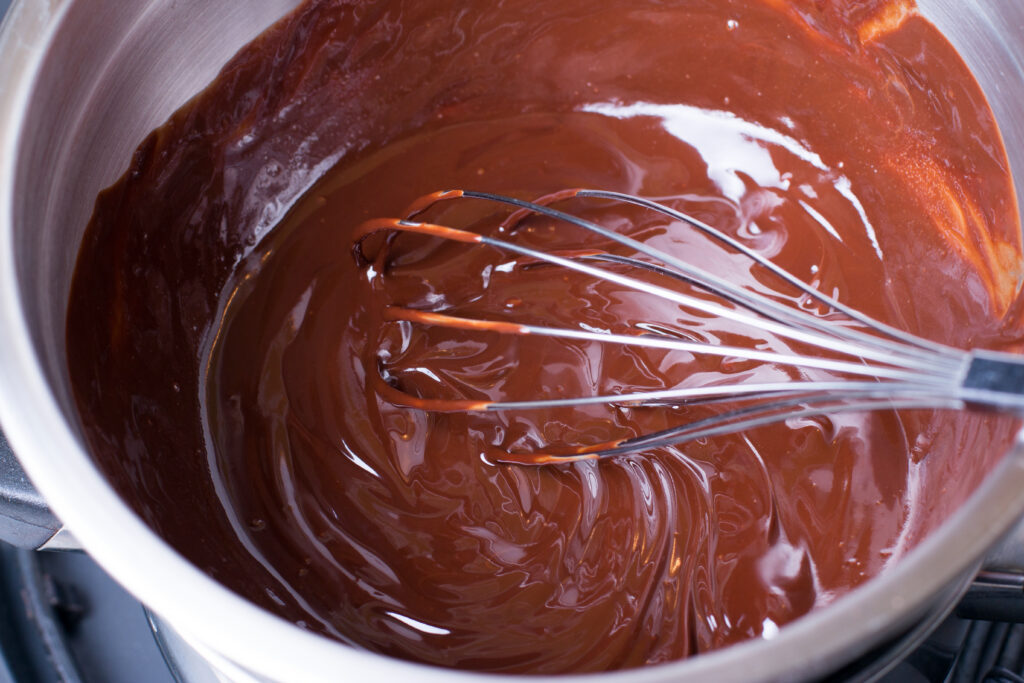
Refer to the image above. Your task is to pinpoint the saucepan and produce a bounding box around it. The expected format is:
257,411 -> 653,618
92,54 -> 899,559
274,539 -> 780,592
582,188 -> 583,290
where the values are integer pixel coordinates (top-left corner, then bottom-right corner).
2,0 -> 1024,681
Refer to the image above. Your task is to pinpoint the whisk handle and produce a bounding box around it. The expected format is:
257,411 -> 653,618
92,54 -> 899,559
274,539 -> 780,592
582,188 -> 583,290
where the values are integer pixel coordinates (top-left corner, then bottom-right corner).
961,350 -> 1024,412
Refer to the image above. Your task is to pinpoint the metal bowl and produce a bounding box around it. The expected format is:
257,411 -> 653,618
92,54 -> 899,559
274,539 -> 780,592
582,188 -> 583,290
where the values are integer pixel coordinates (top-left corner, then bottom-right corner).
1,1 -> 1023,681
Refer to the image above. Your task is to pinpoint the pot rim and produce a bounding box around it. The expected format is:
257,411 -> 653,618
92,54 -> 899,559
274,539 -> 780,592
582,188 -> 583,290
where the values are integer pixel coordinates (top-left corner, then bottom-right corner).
2,1 -> 1024,681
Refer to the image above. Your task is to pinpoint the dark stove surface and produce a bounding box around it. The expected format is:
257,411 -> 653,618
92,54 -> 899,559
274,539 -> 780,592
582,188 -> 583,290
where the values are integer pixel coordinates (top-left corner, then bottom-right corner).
0,545 -> 174,683
0,539 -> 1021,683
884,621 -> 1024,683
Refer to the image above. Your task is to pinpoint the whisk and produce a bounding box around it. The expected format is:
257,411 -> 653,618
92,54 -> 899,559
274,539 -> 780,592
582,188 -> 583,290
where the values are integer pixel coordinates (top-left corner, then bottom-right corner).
352,189 -> 1024,466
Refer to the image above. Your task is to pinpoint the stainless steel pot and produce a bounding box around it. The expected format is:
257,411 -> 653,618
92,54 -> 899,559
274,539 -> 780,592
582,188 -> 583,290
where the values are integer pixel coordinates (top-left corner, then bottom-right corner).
2,1 -> 1024,681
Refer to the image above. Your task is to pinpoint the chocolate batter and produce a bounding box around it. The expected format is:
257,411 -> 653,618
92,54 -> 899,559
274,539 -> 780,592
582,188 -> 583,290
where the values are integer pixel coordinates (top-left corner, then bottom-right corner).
67,0 -> 1023,674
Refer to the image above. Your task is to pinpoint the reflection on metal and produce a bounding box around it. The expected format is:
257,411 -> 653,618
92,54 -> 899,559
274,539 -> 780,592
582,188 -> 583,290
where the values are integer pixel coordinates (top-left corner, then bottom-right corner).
147,609 -> 269,683
983,513 -> 1024,574
38,526 -> 81,551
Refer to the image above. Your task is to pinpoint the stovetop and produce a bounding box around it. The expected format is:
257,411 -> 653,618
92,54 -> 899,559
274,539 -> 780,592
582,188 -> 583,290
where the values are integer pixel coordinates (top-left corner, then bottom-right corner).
0,545 -> 175,683
1,538 -> 1023,683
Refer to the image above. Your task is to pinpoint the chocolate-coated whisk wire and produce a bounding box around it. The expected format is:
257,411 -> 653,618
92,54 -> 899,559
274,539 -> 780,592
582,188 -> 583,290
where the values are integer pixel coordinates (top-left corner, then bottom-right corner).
352,190 -> 1024,465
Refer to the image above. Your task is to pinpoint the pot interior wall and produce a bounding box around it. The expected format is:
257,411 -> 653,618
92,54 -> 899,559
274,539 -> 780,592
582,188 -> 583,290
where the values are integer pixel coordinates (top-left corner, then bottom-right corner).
916,1 -> 1024,217
12,0 -> 302,424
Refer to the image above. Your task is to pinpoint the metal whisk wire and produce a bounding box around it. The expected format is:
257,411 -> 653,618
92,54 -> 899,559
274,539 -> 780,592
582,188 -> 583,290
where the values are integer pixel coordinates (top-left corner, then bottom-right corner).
352,190 -> 1024,465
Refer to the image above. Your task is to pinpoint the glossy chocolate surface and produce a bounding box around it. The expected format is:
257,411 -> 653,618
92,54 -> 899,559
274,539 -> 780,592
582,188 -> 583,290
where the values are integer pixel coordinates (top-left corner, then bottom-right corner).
67,0 -> 1022,673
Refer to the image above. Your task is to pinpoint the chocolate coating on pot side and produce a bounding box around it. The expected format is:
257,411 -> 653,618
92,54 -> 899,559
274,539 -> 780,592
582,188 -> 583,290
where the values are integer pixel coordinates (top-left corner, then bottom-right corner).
66,0 -> 1024,674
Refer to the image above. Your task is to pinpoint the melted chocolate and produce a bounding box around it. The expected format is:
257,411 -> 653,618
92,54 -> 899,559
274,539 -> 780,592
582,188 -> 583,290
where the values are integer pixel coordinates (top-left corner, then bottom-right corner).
67,0 -> 1023,674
